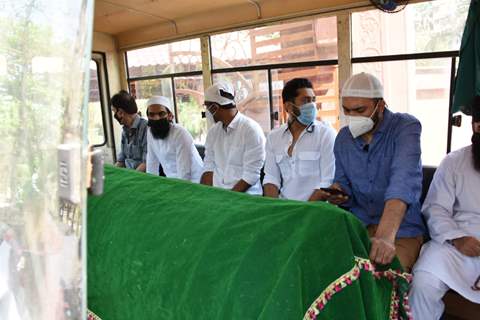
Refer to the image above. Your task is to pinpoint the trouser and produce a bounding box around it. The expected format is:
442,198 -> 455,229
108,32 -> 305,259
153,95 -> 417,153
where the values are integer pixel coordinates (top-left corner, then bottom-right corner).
409,270 -> 449,320
367,225 -> 423,272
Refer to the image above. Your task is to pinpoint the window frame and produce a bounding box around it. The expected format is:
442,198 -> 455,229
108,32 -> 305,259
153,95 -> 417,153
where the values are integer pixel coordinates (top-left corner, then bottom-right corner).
90,52 -> 111,148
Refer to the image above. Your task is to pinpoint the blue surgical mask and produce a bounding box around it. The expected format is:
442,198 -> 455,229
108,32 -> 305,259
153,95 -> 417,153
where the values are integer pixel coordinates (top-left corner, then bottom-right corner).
295,102 -> 317,126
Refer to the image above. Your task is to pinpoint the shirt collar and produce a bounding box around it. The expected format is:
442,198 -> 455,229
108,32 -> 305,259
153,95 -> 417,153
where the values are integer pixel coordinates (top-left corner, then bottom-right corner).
282,121 -> 316,135
224,111 -> 242,132
130,114 -> 141,129
375,108 -> 392,134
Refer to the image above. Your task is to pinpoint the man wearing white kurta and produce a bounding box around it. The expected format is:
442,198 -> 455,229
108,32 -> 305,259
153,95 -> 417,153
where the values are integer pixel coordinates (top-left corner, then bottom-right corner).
410,101 -> 480,319
263,78 -> 336,201
145,96 -> 203,183
200,81 -> 266,195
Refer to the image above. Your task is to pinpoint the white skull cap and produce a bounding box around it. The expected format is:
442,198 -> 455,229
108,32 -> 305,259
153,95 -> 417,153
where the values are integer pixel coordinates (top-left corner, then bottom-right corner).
341,72 -> 384,98
146,96 -> 173,113
204,81 -> 235,106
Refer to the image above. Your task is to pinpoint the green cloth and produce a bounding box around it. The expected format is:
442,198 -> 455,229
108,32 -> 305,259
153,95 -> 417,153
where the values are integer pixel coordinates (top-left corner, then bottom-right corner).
453,0 -> 480,114
88,166 -> 410,319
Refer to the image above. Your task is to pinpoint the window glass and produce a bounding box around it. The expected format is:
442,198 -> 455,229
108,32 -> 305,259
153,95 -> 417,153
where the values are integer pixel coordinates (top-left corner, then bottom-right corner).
88,60 -> 105,146
353,58 -> 453,166
352,0 -> 469,57
270,65 -> 339,130
213,71 -> 270,133
174,76 -> 207,144
126,38 -> 202,78
129,78 -> 174,117
211,16 -> 337,69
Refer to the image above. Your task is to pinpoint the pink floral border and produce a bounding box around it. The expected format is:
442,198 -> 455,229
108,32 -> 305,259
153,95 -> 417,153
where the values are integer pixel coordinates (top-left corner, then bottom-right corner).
303,257 -> 413,320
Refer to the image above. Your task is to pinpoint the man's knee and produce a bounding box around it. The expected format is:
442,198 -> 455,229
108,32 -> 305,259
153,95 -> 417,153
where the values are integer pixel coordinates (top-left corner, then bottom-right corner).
411,270 -> 449,298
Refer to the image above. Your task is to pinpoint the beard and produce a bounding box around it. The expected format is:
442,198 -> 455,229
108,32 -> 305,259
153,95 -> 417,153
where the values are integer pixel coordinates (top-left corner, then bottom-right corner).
148,118 -> 170,139
472,132 -> 480,171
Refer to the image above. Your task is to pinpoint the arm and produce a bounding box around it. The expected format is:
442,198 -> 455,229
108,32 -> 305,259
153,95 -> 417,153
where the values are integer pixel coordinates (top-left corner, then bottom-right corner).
136,163 -> 146,172
231,180 -> 252,192
381,119 -> 422,238
175,129 -> 195,181
116,132 -> 126,167
328,133 -> 351,205
423,156 -> 468,243
309,126 -> 336,201
146,131 -> 160,175
262,135 -> 280,198
371,119 -> 422,264
201,130 -> 215,186
237,127 -> 266,192
137,123 -> 148,172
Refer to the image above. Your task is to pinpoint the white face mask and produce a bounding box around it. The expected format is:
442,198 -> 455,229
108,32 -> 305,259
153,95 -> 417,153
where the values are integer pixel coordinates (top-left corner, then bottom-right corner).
347,101 -> 379,138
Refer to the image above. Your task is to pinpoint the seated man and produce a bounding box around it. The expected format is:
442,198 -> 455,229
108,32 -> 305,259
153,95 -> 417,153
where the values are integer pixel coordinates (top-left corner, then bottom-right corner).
200,81 -> 265,194
145,96 -> 203,182
409,98 -> 480,319
327,72 -> 425,271
110,90 -> 148,172
263,78 -> 336,201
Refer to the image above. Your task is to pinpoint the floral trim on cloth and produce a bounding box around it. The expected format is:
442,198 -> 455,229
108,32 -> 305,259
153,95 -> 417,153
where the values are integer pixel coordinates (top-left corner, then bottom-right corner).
303,257 -> 413,320
87,309 -> 102,320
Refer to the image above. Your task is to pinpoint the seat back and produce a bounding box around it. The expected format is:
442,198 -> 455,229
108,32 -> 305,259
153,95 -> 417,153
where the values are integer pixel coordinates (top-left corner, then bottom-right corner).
421,166 -> 437,205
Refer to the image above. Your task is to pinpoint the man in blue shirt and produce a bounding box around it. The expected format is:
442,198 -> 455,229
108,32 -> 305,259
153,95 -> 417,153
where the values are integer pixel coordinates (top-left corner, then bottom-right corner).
110,90 -> 148,172
326,73 -> 425,271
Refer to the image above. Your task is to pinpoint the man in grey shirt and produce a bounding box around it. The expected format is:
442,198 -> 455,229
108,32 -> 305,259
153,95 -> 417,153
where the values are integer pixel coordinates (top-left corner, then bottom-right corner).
110,90 -> 148,171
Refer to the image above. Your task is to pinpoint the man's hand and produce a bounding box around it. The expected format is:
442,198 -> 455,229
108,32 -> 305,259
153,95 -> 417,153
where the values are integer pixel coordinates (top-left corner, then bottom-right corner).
115,161 -> 125,168
452,236 -> 480,257
369,236 -> 396,265
324,183 -> 349,205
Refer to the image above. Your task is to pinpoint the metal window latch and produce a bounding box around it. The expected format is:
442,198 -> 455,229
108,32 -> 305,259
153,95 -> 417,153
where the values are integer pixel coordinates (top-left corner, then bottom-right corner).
271,111 -> 279,121
451,114 -> 462,127
58,144 -> 81,204
89,149 -> 104,196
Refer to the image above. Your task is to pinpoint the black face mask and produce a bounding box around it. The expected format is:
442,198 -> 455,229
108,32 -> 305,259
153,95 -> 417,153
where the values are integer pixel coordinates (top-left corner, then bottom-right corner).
148,118 -> 170,139
472,132 -> 480,171
114,112 -> 123,125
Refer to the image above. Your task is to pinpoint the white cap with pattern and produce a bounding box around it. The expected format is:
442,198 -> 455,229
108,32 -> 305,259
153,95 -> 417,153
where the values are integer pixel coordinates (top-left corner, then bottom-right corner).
204,81 -> 235,106
341,72 -> 384,98
146,96 -> 173,113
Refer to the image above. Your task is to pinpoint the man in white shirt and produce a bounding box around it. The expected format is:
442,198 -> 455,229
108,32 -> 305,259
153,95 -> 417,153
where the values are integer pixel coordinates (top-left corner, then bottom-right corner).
409,98 -> 480,319
145,96 -> 203,183
263,78 -> 336,201
200,81 -> 266,195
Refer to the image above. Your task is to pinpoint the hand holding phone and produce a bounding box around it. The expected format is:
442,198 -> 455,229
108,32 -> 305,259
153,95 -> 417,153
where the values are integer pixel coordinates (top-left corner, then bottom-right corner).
321,184 -> 349,205
320,187 -> 348,197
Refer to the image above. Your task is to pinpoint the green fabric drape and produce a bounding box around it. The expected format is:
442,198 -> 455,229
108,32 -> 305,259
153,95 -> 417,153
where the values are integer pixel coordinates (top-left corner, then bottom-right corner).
453,0 -> 480,114
88,166 -> 410,319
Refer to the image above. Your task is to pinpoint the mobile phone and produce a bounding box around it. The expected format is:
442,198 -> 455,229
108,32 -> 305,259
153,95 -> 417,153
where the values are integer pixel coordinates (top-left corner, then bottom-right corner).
320,187 -> 348,197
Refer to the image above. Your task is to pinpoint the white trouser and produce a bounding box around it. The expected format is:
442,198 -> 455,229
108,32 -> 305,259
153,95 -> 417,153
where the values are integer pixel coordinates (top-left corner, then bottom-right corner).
409,270 -> 450,320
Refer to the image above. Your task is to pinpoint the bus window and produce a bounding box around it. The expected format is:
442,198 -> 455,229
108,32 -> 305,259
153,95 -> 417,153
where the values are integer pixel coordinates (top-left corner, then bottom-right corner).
351,0 -> 470,166
211,16 -> 339,134
88,60 -> 106,146
174,76 -> 207,144
129,78 -> 174,118
213,70 -> 270,133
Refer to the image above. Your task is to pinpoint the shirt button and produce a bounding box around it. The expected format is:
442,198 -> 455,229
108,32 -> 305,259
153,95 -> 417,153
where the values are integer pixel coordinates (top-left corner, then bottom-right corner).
369,179 -> 373,183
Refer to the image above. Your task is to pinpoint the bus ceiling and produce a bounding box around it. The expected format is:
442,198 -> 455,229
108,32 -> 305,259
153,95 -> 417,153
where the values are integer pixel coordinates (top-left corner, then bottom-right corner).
94,0 -> 375,49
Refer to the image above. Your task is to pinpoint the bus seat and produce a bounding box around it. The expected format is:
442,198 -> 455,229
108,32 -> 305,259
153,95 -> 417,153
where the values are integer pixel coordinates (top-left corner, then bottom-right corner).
421,165 -> 437,205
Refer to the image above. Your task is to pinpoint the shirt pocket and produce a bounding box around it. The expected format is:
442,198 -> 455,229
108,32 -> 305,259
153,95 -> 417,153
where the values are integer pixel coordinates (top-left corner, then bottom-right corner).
275,154 -> 292,179
125,142 -> 140,159
228,146 -> 244,166
298,151 -> 321,177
